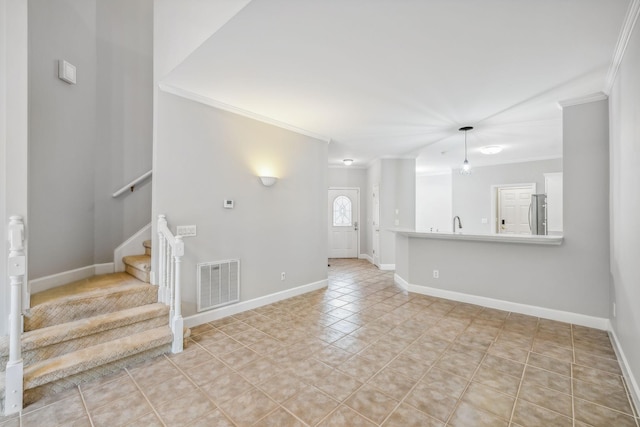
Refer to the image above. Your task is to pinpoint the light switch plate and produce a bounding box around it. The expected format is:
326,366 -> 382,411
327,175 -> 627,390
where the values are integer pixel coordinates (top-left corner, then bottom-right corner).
224,200 -> 234,209
176,225 -> 197,237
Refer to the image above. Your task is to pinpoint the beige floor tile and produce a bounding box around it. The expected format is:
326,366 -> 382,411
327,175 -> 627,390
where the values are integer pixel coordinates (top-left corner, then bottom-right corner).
461,382 -> 515,421
80,375 -> 138,411
574,398 -> 638,427
405,382 -> 458,422
573,377 -> 634,415
21,392 -> 88,427
574,350 -> 622,375
283,387 -> 340,426
488,340 -> 529,363
314,369 -> 363,401
345,384 -> 399,425
522,365 -> 572,394
382,403 -> 444,427
512,399 -> 572,427
518,381 -> 572,417
257,371 -> 309,403
253,407 -> 306,427
386,353 -> 431,380
185,357 -> 233,386
368,367 -> 417,401
129,356 -> 181,389
338,355 -> 385,381
218,387 -> 278,426
139,371 -> 197,407
572,363 -> 625,389
528,351 -> 572,377
169,346 -> 217,370
218,346 -> 261,368
125,412 -> 164,427
318,405 -> 376,426
200,370 -> 254,404
239,357 -> 282,385
482,353 -> 525,378
448,401 -> 509,427
313,344 -> 354,367
90,391 -> 153,427
472,364 -> 521,396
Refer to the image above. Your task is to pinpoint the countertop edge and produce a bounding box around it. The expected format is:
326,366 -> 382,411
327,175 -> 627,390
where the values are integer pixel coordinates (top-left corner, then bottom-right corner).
390,229 -> 564,246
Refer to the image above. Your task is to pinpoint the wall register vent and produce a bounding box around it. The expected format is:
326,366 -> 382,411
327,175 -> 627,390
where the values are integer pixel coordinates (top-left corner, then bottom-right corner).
197,259 -> 240,312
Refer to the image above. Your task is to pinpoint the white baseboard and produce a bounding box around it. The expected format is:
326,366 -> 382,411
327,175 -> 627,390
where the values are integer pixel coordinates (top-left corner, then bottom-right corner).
30,263 -> 115,294
358,253 -> 373,264
393,273 -> 409,291
609,325 -> 640,412
394,273 -> 609,330
114,223 -> 151,272
379,264 -> 395,271
184,279 -> 328,328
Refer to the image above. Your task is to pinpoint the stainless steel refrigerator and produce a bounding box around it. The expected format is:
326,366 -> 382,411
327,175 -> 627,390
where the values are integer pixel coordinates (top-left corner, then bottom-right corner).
529,194 -> 547,235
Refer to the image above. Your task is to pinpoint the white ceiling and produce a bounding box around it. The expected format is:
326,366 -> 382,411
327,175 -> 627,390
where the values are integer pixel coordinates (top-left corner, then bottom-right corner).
161,0 -> 631,171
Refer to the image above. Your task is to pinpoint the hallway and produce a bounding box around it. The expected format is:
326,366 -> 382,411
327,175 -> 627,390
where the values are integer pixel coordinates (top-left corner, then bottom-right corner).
1,259 -> 637,426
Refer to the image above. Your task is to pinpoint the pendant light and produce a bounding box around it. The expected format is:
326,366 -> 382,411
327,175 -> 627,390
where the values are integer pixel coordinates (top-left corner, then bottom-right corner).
459,126 -> 473,175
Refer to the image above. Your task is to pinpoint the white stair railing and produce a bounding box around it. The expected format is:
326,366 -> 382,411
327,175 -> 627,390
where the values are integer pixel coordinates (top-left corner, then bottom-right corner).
5,216 -> 25,415
157,214 -> 184,353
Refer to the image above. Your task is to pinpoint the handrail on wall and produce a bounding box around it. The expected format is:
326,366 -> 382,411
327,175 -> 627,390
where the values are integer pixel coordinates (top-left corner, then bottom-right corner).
157,214 -> 184,354
112,170 -> 152,198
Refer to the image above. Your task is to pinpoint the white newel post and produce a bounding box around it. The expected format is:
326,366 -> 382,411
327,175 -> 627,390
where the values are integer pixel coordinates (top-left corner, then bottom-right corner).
172,235 -> 184,353
5,216 -> 25,415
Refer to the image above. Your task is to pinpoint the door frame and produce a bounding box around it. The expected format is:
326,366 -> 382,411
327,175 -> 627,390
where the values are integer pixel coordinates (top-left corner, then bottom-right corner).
491,183 -> 536,234
328,187 -> 360,258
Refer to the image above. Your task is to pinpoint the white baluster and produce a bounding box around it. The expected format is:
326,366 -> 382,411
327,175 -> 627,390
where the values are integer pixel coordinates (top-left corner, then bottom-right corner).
5,216 -> 25,415
172,236 -> 184,353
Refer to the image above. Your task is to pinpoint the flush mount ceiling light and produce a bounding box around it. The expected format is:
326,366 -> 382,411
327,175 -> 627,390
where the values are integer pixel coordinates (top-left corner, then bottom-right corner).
459,126 -> 473,175
343,159 -> 354,166
259,176 -> 277,187
479,145 -> 503,155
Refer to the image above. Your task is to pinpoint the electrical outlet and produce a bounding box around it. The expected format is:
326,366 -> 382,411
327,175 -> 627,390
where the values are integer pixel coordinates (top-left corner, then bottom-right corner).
177,225 -> 197,237
281,272 -> 286,281
433,270 -> 439,279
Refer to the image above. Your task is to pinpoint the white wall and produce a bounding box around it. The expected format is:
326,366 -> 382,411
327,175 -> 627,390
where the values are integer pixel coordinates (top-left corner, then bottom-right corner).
398,99 -> 610,319
27,0 -> 154,279
94,0 -> 153,263
416,172 -> 452,232
28,0 -> 98,279
380,159 -> 416,266
328,167 -> 368,255
0,0 -> 28,336
366,159 -> 381,262
452,159 -> 562,234
154,91 -> 328,316
609,19 -> 640,404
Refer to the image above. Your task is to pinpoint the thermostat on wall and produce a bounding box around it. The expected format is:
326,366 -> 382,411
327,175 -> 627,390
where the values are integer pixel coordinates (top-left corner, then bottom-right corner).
223,200 -> 234,209
58,60 -> 76,84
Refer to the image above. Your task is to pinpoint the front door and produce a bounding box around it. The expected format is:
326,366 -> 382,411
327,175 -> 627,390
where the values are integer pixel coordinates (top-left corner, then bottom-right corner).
498,186 -> 533,234
328,188 -> 359,258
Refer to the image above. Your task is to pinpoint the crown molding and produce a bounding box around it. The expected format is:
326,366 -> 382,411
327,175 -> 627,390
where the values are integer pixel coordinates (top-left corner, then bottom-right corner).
158,83 -> 332,143
604,0 -> 640,94
557,92 -> 608,109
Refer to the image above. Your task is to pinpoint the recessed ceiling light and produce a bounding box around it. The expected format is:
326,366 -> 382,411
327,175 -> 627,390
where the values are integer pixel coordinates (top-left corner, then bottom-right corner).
343,159 -> 354,166
479,145 -> 503,155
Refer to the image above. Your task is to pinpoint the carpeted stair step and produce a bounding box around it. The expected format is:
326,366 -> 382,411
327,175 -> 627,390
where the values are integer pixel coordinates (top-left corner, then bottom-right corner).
25,273 -> 158,331
0,373 -> 5,414
0,304 -> 169,371
123,254 -> 151,283
23,326 -> 173,397
144,239 -> 151,256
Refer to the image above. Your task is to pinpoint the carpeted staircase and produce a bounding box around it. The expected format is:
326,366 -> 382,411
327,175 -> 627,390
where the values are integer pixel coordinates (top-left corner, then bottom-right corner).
0,240 -> 174,409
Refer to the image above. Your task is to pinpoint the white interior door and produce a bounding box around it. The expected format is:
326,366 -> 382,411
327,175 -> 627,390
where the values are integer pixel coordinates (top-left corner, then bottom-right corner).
328,188 -> 359,258
498,186 -> 534,234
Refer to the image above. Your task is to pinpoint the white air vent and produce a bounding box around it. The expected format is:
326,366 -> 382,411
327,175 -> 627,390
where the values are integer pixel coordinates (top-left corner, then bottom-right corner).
197,259 -> 240,312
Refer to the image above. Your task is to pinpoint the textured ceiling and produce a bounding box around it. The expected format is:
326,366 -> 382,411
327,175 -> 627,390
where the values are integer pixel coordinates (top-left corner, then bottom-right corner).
161,0 -> 630,171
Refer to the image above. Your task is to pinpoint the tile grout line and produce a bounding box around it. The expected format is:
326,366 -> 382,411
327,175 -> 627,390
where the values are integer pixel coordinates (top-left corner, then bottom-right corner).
76,384 -> 95,427
124,363 -> 168,427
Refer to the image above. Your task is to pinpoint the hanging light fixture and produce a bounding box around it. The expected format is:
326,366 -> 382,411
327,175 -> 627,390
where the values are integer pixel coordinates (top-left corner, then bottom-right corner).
459,126 -> 473,175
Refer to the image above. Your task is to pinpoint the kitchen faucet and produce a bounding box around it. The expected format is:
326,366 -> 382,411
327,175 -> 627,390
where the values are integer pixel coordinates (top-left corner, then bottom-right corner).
453,216 -> 462,233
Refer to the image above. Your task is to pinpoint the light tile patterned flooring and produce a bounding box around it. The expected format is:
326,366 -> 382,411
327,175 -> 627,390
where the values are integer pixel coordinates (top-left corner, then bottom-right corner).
1,258 -> 638,426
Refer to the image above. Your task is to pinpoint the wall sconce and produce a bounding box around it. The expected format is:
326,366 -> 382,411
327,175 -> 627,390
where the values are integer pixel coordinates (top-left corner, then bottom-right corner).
259,176 -> 278,187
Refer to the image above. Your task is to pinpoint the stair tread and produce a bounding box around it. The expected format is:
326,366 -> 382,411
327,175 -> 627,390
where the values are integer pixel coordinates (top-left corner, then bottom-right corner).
24,326 -> 173,389
122,255 -> 151,272
31,273 -> 148,307
0,304 -> 169,355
